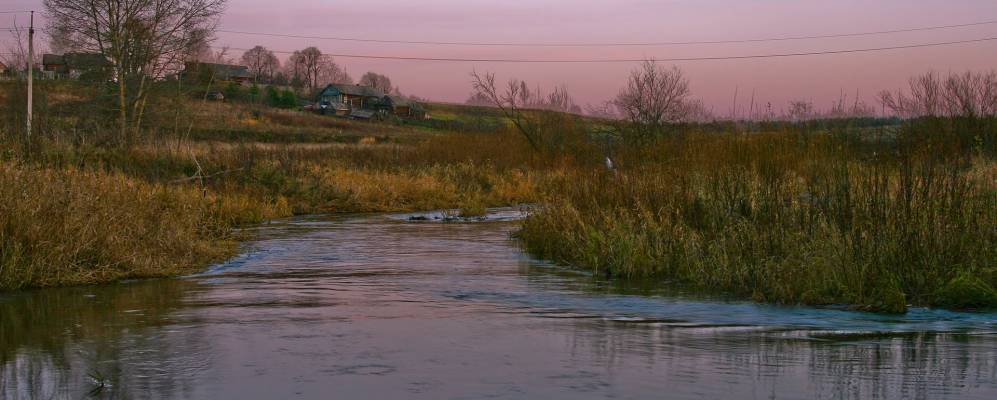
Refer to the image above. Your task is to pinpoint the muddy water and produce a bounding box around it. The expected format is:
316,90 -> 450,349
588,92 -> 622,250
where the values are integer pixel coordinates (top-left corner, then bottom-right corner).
2,211 -> 996,399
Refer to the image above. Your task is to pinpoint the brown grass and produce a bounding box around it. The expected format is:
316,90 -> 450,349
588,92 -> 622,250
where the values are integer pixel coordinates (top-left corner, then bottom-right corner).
0,162 -> 290,290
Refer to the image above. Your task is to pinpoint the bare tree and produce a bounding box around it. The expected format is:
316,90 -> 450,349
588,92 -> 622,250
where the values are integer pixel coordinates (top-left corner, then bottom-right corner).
260,51 -> 280,83
470,71 -> 542,150
285,50 -> 305,87
44,0 -> 226,145
1,20 -> 41,79
360,72 -> 392,93
241,45 -> 279,83
316,55 -> 351,86
296,47 -> 324,89
613,60 -> 691,140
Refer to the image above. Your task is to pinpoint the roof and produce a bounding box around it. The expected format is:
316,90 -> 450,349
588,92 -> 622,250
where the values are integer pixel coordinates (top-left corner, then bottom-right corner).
42,54 -> 63,65
323,84 -> 384,98
382,95 -> 412,107
43,53 -> 109,68
185,62 -> 251,80
349,109 -> 376,119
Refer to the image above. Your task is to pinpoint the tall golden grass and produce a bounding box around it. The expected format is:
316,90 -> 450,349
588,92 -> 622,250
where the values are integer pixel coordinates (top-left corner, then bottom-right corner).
0,162 -> 290,290
520,127 -> 997,312
0,112 -> 549,289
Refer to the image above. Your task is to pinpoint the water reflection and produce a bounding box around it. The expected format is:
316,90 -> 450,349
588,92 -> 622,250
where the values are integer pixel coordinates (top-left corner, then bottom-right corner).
0,279 -> 211,399
1,212 -> 995,399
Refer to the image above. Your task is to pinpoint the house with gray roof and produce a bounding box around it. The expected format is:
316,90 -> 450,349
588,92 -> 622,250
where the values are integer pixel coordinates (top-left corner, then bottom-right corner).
41,53 -> 112,81
317,83 -> 385,111
182,62 -> 252,83
378,95 -> 425,118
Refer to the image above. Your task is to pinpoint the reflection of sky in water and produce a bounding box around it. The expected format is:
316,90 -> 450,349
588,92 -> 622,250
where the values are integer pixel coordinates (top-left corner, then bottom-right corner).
2,210 -> 996,399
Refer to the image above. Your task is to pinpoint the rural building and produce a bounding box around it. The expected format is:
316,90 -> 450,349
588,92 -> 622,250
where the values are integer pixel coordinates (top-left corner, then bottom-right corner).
182,62 -> 252,83
316,84 -> 425,118
379,95 -> 410,115
0,62 -> 7,75
317,84 -> 385,110
41,53 -> 111,81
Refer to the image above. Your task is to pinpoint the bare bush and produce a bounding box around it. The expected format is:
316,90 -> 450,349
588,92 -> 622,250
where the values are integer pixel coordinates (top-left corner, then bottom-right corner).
879,70 -> 997,118
584,101 -> 619,119
465,92 -> 493,107
613,60 -> 691,141
828,92 -> 877,119
786,100 -> 816,122
681,99 -> 715,123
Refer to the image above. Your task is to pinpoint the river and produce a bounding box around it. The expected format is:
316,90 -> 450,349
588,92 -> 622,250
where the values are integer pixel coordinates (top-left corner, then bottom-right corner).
2,210 -> 995,399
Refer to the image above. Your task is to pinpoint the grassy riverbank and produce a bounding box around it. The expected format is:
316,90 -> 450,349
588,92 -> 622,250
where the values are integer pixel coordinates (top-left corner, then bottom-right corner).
520,124 -> 997,312
0,162 -> 288,289
0,130 -> 550,290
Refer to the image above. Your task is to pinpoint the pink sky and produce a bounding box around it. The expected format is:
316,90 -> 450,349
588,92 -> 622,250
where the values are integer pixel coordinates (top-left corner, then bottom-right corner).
4,0 -> 997,114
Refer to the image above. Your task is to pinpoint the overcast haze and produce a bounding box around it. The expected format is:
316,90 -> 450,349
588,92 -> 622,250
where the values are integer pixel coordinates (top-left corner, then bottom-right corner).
4,0 -> 996,114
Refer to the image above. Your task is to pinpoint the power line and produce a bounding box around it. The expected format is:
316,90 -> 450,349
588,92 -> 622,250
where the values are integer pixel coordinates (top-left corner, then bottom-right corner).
224,36 -> 997,63
0,11 -> 32,14
218,18 -> 997,47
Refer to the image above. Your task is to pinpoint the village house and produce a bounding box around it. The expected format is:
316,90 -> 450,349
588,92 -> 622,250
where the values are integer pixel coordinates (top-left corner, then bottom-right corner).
317,83 -> 385,110
182,62 -> 252,83
41,53 -> 112,81
316,84 -> 425,119
0,61 -> 7,77
378,95 -> 425,118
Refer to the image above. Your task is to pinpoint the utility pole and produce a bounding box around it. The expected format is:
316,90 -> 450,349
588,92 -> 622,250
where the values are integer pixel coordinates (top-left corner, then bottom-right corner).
26,10 -> 34,138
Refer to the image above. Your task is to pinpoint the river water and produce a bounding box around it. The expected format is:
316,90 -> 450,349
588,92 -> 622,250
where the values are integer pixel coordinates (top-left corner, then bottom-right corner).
2,211 -> 996,399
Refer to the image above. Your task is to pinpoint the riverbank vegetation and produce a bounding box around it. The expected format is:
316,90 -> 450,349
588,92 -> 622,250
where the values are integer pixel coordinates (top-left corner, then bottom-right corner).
520,129 -> 995,313
515,67 -> 997,313
2,65 -> 995,313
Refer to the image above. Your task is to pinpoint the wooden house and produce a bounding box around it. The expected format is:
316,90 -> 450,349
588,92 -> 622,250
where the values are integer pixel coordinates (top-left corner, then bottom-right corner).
317,84 -> 384,110
379,95 -> 411,116
41,53 -> 111,81
182,62 -> 252,83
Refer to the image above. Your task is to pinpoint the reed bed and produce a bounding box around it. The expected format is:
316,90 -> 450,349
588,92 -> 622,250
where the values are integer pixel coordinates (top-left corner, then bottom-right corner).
0,162 -> 290,290
520,128 -> 996,312
0,125 -> 547,289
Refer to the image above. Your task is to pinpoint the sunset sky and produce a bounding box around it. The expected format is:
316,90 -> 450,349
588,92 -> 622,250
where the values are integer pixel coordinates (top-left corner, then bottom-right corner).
3,0 -> 996,115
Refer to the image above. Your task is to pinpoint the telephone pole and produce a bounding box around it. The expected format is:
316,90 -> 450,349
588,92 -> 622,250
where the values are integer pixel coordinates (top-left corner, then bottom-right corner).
26,10 -> 34,138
